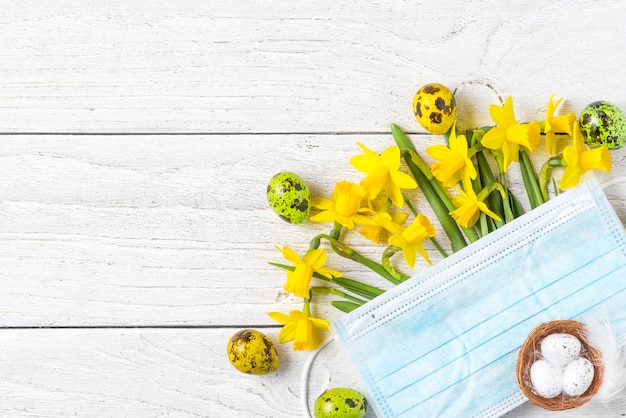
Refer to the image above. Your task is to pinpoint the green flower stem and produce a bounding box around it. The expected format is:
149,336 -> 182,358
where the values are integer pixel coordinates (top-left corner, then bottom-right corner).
303,297 -> 312,317
402,192 -> 418,216
331,241 -> 404,285
391,123 -> 470,251
332,276 -> 385,299
508,189 -> 525,218
331,301 -> 362,313
310,286 -> 366,305
519,149 -> 545,209
407,150 -> 479,244
268,262 -> 385,299
315,231 -> 407,285
539,156 -> 565,201
330,222 -> 342,240
381,246 -> 410,283
480,182 -> 515,223
475,150 -> 505,228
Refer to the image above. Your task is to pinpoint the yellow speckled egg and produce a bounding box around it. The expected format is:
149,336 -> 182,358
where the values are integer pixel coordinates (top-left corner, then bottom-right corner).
227,329 -> 279,375
413,83 -> 456,135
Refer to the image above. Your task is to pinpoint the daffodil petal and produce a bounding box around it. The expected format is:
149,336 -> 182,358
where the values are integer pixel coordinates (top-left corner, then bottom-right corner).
381,146 -> 401,170
559,165 -> 582,190
426,145 -> 453,160
309,210 -> 338,224
278,323 -> 297,344
477,201 -> 502,222
311,197 -> 334,210
402,245 -> 416,270
302,248 -> 326,269
267,311 -> 291,325
389,170 -> 417,189
279,245 -> 303,265
481,127 -> 506,150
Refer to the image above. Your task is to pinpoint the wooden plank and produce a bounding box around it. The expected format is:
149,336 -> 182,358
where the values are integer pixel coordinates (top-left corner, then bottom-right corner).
0,327 -> 622,417
2,133 -> 626,330
2,0 -> 626,133
1,133 -> 624,327
0,134 -> 429,327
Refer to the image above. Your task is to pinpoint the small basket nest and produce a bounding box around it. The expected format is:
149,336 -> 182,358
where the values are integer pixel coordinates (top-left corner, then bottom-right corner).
516,320 -> 604,411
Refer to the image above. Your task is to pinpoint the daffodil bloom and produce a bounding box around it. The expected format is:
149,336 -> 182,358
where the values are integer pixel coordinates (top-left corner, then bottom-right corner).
544,95 -> 576,156
382,214 -> 436,269
310,181 -> 374,229
359,210 -> 408,244
350,143 -> 417,207
450,187 -> 502,228
481,97 -> 541,171
426,124 -> 477,188
267,309 -> 330,351
559,122 -> 612,190
275,245 -> 342,298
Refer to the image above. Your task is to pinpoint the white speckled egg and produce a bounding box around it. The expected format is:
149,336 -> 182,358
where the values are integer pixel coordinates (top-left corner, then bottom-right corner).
530,359 -> 563,398
540,333 -> 582,367
563,357 -> 595,396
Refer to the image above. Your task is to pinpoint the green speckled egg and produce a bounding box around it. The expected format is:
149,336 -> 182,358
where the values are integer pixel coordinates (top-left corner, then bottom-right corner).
227,329 -> 279,375
413,83 -> 456,135
267,172 -> 311,224
579,101 -> 626,149
314,388 -> 368,418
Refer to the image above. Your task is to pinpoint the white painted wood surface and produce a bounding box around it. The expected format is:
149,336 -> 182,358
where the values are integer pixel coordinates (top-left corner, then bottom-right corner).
2,1 -> 626,416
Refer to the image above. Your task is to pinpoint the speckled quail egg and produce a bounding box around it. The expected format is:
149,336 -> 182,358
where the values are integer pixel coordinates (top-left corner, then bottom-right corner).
314,387 -> 368,418
579,101 -> 626,149
266,171 -> 311,224
413,83 -> 457,135
227,329 -> 279,375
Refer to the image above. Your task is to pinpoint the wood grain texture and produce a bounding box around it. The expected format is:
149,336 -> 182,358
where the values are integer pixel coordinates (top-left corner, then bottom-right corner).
2,0 -> 626,133
0,328 -> 623,417
4,135 -> 623,328
3,0 -> 626,416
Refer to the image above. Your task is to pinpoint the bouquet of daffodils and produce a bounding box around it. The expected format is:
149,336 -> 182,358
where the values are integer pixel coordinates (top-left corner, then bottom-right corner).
267,83 -> 618,351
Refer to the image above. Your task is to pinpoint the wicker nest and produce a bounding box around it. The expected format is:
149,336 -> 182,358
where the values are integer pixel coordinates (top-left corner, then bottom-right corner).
516,320 -> 604,411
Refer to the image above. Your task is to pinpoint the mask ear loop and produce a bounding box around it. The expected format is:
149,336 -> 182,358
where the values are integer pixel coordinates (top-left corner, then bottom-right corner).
301,337 -> 335,418
453,80 -> 504,105
600,176 -> 626,189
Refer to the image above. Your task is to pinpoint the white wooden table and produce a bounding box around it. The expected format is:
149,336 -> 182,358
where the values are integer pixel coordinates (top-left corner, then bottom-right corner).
2,1 -> 626,416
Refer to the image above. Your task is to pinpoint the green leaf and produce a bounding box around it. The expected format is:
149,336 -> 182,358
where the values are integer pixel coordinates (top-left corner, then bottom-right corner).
391,124 -> 469,251
332,276 -> 385,299
332,301 -> 362,313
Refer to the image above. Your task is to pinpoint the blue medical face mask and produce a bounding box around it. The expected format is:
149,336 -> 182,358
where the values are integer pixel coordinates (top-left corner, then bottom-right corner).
330,177 -> 626,418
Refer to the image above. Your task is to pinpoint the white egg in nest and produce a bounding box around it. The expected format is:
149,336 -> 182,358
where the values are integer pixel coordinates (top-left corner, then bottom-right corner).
540,333 -> 581,367
563,357 -> 595,396
530,359 -> 563,398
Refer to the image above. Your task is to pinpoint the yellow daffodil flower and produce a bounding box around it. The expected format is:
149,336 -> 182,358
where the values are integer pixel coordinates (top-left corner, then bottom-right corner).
426,123 -> 477,188
267,309 -> 330,351
450,187 -> 502,228
275,245 -> 342,298
559,122 -> 612,190
310,181 -> 374,229
382,214 -> 436,269
350,143 -> 417,207
544,95 -> 576,156
481,97 -> 541,171
359,209 -> 408,244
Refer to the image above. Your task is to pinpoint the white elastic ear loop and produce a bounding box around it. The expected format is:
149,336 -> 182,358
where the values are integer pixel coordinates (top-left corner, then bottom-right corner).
301,337 -> 335,418
601,176 -> 626,189
453,80 -> 505,105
